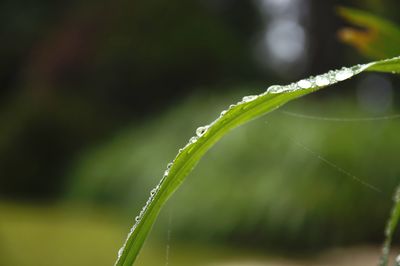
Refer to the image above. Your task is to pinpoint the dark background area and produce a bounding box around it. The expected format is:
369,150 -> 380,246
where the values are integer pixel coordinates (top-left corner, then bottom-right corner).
3,0 -> 398,200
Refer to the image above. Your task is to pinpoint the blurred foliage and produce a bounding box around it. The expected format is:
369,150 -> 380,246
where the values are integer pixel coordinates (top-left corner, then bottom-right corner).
67,89 -> 400,250
0,0 -> 261,199
0,203 -> 124,266
338,7 -> 400,59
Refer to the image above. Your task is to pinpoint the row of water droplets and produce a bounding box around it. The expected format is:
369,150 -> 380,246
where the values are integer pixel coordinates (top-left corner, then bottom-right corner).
116,160 -> 173,262
115,64 -> 361,263
175,95 -> 264,151
115,95 -> 260,262
266,65 -> 359,94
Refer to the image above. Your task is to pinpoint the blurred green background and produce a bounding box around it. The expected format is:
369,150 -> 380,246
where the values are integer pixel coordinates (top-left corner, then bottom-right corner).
1,0 -> 400,265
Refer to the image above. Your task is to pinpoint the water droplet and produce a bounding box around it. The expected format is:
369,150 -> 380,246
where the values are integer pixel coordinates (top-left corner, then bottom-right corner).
196,126 -> 208,137
229,104 -> 236,109
150,188 -> 157,196
297,79 -> 312,89
335,68 -> 353,81
135,216 -> 140,222
267,85 -> 284,94
118,247 -> 124,258
315,75 -> 330,86
242,95 -> 258,102
289,83 -> 300,91
145,198 -> 151,206
189,136 -> 198,144
167,163 -> 173,169
220,110 -> 227,117
352,64 -> 366,74
164,169 -> 170,176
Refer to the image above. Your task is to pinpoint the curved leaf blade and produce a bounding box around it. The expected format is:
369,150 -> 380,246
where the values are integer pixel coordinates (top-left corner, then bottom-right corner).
379,185 -> 400,266
115,56 -> 400,266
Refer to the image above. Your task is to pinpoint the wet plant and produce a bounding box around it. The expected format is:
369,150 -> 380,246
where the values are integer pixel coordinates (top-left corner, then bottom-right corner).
380,184 -> 400,266
114,56 -> 400,266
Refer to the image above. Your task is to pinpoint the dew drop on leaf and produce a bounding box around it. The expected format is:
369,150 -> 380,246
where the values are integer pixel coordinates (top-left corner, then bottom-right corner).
118,247 -> 124,258
297,79 -> 312,89
315,75 -> 330,86
164,169 -> 170,176
335,68 -> 354,81
267,85 -> 284,94
242,95 -> 258,102
196,126 -> 208,137
189,136 -> 198,144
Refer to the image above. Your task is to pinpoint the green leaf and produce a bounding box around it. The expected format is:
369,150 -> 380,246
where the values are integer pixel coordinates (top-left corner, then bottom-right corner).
115,56 -> 400,266
379,185 -> 400,266
337,7 -> 400,59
